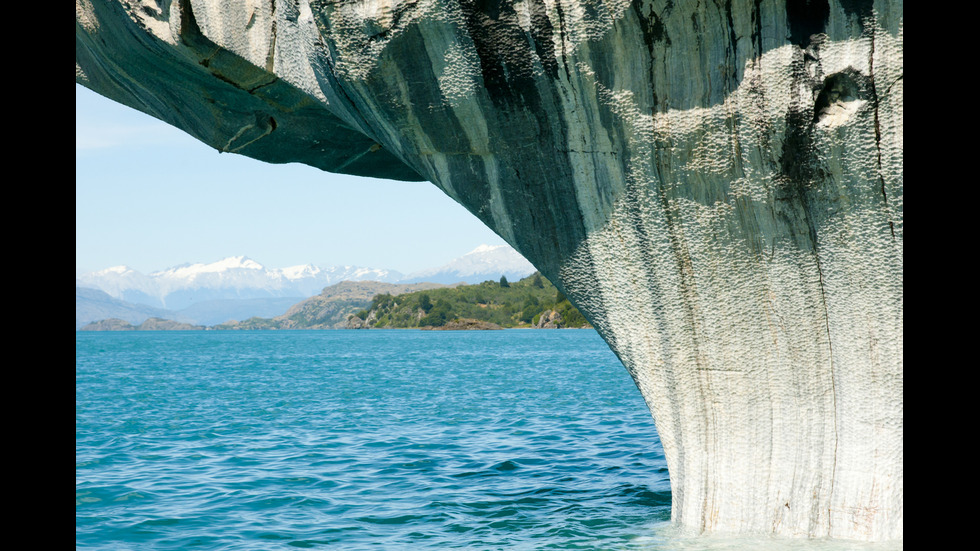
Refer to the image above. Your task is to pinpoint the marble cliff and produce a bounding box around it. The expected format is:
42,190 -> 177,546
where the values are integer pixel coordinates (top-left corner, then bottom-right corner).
76,0 -> 903,541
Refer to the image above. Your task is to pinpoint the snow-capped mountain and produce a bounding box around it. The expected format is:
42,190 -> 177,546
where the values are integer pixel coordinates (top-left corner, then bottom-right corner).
75,245 -> 537,313
75,255 -> 405,310
400,244 -> 536,284
77,265 -> 156,300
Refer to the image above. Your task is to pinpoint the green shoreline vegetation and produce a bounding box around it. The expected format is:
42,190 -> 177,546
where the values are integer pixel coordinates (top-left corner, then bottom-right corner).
349,273 -> 590,330
78,273 -> 591,331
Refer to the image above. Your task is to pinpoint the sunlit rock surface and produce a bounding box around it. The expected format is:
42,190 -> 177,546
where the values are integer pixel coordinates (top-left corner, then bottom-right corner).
76,0 -> 902,541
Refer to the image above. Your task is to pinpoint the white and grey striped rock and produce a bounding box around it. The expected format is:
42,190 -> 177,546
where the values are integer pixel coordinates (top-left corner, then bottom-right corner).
76,0 -> 903,541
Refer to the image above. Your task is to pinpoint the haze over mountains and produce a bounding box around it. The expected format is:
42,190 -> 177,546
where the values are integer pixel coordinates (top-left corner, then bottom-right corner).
76,245 -> 536,328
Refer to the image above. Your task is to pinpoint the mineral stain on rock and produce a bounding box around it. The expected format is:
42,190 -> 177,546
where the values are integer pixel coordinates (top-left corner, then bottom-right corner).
786,0 -> 830,48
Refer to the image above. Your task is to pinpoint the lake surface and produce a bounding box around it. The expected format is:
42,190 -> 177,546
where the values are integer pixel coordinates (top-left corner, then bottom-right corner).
77,330 -> 899,550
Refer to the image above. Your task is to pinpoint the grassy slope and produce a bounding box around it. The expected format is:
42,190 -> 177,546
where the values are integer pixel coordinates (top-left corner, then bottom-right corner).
358,273 -> 590,329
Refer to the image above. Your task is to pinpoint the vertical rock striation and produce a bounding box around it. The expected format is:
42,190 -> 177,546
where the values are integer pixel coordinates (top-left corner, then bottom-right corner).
76,0 -> 902,541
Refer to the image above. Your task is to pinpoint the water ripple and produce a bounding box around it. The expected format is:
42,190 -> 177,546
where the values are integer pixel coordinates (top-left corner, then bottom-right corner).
77,330 -> 892,550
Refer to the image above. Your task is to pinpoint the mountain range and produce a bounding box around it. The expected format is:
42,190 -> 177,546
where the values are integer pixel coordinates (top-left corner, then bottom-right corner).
76,245 -> 536,328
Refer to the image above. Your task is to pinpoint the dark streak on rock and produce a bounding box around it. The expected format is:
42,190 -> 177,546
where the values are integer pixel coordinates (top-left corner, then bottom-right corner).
265,1 -> 277,72
751,0 -> 764,55
377,23 -> 488,210
777,48 -> 824,251
863,16 -> 895,239
458,0 -> 581,266
724,0 -> 740,94
634,0 -> 667,111
528,0 -> 558,79
838,0 -> 875,28
246,75 -> 279,94
552,1 -> 572,80
786,0 -> 829,49
460,0 -> 539,111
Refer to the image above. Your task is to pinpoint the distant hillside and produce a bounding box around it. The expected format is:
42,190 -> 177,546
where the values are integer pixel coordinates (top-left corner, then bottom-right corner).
314,281 -> 463,301
77,277 -> 589,332
76,287 -> 303,328
75,256 -> 407,311
173,297 -> 307,326
76,287 -> 171,329
78,317 -> 204,331
214,281 -> 459,330
347,273 -> 590,330
77,245 -> 537,328
76,246 -> 534,313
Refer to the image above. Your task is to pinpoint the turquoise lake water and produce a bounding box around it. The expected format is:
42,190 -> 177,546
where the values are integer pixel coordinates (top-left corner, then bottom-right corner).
77,330 -> 672,549
77,330 -> 899,550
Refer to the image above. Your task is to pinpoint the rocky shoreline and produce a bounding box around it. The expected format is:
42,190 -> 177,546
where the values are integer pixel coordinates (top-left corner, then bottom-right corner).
419,318 -> 502,331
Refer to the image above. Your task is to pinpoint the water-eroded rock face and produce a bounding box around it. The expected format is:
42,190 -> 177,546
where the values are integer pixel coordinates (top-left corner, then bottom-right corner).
76,0 -> 902,540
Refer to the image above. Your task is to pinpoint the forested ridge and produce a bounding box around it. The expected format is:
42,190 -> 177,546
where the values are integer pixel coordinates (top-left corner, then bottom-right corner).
350,273 -> 590,329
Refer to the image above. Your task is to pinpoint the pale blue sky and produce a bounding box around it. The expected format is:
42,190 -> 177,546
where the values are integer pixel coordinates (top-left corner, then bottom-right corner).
76,84 -> 508,275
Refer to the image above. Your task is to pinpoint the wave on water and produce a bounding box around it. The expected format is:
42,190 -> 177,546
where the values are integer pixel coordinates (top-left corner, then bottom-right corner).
77,331 -> 897,550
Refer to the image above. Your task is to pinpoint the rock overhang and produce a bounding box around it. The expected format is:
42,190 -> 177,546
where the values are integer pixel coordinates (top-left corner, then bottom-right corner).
76,0 -> 902,541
